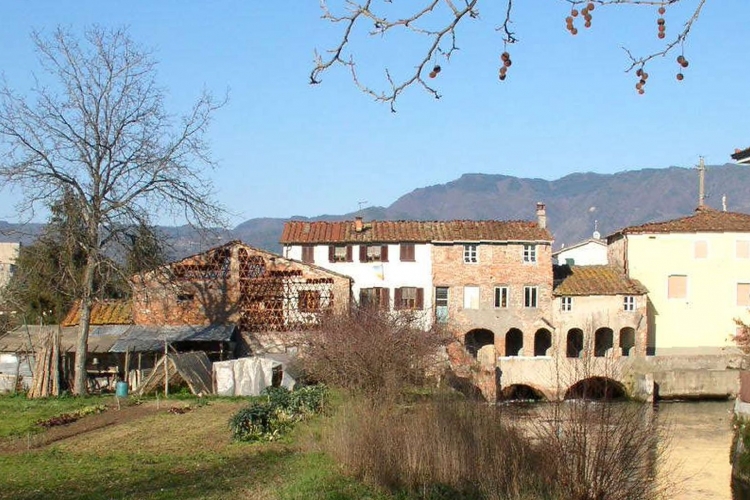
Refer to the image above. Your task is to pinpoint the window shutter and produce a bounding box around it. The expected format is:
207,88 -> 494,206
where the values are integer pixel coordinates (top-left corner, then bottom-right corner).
380,288 -> 390,311
381,245 -> 389,262
359,245 -> 367,262
328,246 -> 335,262
346,245 -> 353,262
400,244 -> 406,261
416,288 -> 424,310
394,287 -> 403,310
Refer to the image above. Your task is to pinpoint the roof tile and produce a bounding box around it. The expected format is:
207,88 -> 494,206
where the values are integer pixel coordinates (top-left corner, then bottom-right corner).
553,265 -> 648,296
614,207 -> 750,236
280,220 -> 553,244
62,300 -> 133,327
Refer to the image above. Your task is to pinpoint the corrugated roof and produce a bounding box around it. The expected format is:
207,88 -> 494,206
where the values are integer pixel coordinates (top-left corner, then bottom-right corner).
280,220 -> 553,244
62,300 -> 133,327
612,207 -> 750,236
553,265 -> 648,296
0,324 -> 235,354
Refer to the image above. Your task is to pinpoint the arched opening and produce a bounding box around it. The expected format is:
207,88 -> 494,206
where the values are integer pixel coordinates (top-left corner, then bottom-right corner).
505,328 -> 523,357
566,328 -> 584,358
564,377 -> 628,400
534,329 -> 552,357
620,327 -> 636,356
594,327 -> 614,357
464,329 -> 495,358
500,384 -> 546,402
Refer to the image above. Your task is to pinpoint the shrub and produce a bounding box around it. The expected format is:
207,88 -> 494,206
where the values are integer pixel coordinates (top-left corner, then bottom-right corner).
300,309 -> 449,397
230,385 -> 328,442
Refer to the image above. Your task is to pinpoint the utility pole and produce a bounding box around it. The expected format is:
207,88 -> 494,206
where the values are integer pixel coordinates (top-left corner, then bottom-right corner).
698,156 -> 706,207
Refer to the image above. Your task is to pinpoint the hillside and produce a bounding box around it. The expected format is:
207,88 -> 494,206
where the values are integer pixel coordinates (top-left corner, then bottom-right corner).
2,164 -> 749,254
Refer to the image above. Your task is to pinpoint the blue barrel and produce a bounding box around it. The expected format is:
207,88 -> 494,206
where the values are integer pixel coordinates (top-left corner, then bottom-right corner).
115,381 -> 128,397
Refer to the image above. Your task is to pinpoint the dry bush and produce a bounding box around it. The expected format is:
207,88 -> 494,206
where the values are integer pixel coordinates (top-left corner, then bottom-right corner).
299,309 -> 449,396
323,396 -> 551,500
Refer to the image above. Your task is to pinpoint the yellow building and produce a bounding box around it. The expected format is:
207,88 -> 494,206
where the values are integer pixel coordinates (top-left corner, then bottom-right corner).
607,207 -> 750,355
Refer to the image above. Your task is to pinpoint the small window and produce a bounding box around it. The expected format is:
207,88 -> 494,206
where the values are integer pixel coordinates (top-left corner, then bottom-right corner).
524,286 -> 538,308
400,243 -> 416,262
395,287 -> 424,310
494,286 -> 509,308
463,286 -> 480,309
177,293 -> 195,303
738,241 -> 750,259
623,296 -> 636,311
329,244 -> 352,263
360,244 -> 388,262
738,283 -> 750,307
523,244 -> 537,263
435,286 -> 449,324
359,287 -> 390,311
694,240 -> 708,259
464,244 -> 478,263
561,296 -> 572,312
301,246 -> 314,263
298,290 -> 321,312
667,275 -> 687,299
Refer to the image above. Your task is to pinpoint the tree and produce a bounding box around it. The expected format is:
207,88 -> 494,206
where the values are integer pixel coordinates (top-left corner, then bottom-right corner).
0,27 -> 225,394
311,0 -> 707,110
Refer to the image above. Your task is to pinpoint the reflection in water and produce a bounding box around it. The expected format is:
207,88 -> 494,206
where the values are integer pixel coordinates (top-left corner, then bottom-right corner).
498,400 -> 735,500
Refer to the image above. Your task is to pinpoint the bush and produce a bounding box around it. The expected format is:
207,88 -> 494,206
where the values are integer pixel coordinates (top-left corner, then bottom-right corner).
230,385 -> 328,442
300,309 -> 449,397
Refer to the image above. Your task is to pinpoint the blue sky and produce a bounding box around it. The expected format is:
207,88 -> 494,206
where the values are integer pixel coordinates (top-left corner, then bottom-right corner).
0,1 -> 747,226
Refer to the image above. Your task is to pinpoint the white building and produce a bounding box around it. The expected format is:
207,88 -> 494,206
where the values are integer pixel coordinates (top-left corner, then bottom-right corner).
0,243 -> 19,289
553,232 -> 607,266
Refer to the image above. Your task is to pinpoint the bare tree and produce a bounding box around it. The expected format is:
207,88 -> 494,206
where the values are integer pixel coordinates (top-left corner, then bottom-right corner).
312,0 -> 708,110
0,26 -> 225,394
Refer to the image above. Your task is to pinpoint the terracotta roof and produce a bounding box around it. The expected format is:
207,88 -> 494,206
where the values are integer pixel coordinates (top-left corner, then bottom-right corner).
61,300 -> 133,327
280,220 -> 553,244
731,147 -> 750,164
553,265 -> 647,296
612,207 -> 750,236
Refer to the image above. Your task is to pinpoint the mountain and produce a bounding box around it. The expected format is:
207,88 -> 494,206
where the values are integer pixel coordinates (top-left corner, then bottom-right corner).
226,163 -> 750,251
2,164 -> 749,254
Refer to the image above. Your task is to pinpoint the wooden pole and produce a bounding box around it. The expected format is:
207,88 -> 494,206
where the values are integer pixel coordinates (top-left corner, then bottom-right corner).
124,347 -> 131,388
164,339 -> 169,398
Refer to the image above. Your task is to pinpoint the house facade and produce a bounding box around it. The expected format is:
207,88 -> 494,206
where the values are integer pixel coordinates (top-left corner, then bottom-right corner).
553,235 -> 607,266
607,207 -> 750,355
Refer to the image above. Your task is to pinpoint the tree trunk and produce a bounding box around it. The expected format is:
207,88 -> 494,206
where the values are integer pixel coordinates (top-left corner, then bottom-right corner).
73,251 -> 98,395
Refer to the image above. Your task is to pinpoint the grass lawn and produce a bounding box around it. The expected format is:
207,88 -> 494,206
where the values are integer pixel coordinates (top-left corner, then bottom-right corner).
0,394 -> 390,500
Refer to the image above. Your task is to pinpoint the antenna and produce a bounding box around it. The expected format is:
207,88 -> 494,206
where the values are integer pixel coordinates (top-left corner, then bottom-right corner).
697,156 -> 706,207
357,200 -> 368,212
593,220 -> 600,240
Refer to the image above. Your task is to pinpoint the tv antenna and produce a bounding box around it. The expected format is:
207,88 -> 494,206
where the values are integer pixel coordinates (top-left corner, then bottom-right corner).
357,200 -> 368,212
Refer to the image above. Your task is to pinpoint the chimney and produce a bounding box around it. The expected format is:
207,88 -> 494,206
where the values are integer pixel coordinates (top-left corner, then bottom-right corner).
354,216 -> 363,232
536,202 -> 547,229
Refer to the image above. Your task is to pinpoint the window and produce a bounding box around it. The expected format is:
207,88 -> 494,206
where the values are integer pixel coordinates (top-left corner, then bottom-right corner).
523,244 -> 537,263
395,287 -> 424,310
176,293 -> 195,303
667,275 -> 687,299
329,244 -> 352,262
359,287 -> 390,311
400,243 -> 416,262
738,283 -> 750,307
463,286 -> 480,309
360,244 -> 388,262
694,240 -> 708,259
561,296 -> 572,311
623,296 -> 636,311
435,287 -> 449,323
298,290 -> 321,312
464,244 -> 478,263
524,286 -> 538,308
738,241 -> 750,259
301,246 -> 314,263
494,286 -> 509,308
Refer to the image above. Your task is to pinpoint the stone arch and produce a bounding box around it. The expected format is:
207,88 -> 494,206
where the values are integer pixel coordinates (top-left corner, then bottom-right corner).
505,328 -> 523,357
620,327 -> 636,356
564,377 -> 628,400
594,327 -> 614,357
464,329 -> 495,359
500,384 -> 547,401
566,328 -> 584,358
534,329 -> 552,357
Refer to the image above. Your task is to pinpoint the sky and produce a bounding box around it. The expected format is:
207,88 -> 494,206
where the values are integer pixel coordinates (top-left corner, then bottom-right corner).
0,1 -> 747,227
